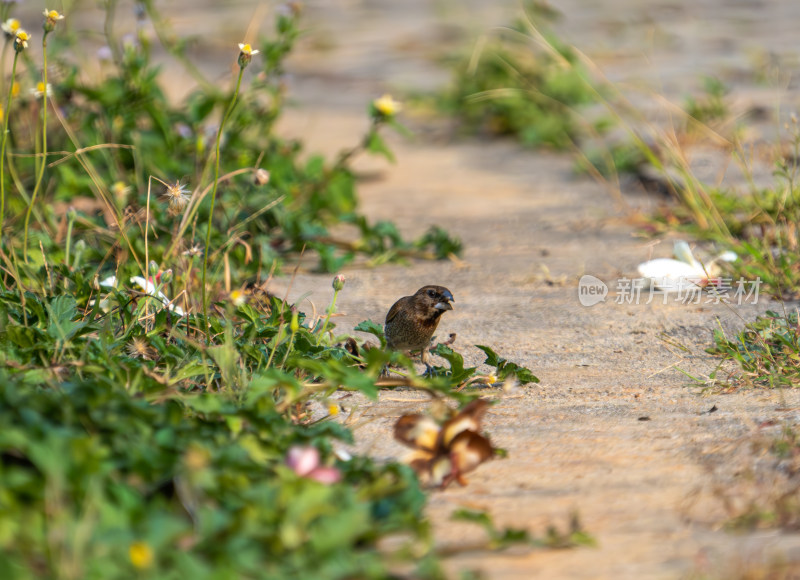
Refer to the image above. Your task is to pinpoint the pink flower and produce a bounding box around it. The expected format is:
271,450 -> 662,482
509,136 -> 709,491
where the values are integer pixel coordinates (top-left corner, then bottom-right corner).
286,446 -> 341,484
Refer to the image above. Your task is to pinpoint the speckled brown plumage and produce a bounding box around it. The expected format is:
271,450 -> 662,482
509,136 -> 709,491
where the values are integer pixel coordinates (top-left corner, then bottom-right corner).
384,285 -> 454,370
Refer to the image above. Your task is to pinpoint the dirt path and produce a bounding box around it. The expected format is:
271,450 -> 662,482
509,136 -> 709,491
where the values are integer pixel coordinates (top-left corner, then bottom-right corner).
262,1 -> 800,577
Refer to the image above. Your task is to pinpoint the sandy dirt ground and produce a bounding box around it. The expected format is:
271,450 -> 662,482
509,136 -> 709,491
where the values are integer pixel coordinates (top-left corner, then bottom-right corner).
264,2 -> 800,578
22,0 -> 800,577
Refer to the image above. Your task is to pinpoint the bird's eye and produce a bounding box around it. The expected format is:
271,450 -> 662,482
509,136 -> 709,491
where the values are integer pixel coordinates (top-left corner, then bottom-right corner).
427,289 -> 436,298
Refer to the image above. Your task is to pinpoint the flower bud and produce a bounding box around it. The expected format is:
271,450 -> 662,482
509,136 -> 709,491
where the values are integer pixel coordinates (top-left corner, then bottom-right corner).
332,274 -> 346,292
148,260 -> 159,276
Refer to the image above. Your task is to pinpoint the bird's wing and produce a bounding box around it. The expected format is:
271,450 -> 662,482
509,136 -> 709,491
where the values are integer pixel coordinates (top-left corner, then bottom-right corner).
385,297 -> 408,324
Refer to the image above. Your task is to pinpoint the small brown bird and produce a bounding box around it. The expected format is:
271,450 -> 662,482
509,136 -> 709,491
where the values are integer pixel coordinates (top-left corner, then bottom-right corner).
384,285 -> 454,373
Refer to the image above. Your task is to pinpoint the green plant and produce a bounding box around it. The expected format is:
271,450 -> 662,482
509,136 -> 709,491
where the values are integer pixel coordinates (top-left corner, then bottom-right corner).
446,509 -> 595,553
684,76 -> 731,129
435,3 -> 603,150
707,309 -> 800,388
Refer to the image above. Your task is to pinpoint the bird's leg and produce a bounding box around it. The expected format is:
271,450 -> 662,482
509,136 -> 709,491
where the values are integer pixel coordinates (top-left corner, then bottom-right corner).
420,348 -> 435,377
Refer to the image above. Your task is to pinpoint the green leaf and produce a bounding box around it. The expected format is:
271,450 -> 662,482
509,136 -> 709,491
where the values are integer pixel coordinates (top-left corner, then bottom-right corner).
476,344 -> 539,385
475,344 -> 501,367
46,295 -> 85,342
354,319 -> 386,349
365,131 -> 395,163
433,344 -> 476,383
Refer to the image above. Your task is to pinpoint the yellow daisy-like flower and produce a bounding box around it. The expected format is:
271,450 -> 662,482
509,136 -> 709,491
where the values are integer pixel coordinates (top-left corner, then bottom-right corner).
129,541 -> 154,570
238,43 -> 258,56
44,9 -> 65,21
230,289 -> 247,307
328,404 -> 339,416
237,42 -> 259,68
14,30 -> 30,52
372,94 -> 401,118
30,82 -> 53,98
43,9 -> 65,33
1,18 -> 20,39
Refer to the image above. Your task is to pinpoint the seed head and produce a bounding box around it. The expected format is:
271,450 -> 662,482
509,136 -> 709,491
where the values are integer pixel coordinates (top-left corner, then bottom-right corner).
163,180 -> 190,216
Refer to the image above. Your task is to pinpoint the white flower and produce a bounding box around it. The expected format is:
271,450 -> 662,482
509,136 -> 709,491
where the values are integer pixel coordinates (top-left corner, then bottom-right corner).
30,82 -> 53,98
637,241 -> 737,292
130,276 -> 185,316
2,18 -> 20,38
98,275 -> 117,288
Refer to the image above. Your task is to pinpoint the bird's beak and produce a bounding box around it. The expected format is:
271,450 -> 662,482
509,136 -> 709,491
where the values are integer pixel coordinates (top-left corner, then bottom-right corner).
435,290 -> 454,310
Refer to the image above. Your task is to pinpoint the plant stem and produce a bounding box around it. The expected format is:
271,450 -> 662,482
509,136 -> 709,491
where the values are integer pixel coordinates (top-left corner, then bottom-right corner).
0,52 -> 19,245
318,288 -> 340,343
24,33 -> 50,262
202,66 -> 244,342
265,323 -> 286,369
64,211 -> 74,265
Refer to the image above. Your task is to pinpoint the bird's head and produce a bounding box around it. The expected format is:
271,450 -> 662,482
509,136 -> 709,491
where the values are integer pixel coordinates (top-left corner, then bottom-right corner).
415,285 -> 454,312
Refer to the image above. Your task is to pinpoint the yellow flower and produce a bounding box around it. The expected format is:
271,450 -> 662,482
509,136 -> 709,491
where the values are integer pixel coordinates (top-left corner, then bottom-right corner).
230,289 -> 247,307
14,30 -> 30,52
237,42 -> 259,68
0,105 -> 3,123
1,18 -> 20,39
372,94 -> 401,117
129,541 -> 154,569
30,82 -> 53,98
328,403 -> 339,416
111,181 -> 131,198
237,43 -> 259,56
43,9 -> 65,33
11,82 -> 19,98
44,9 -> 65,21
